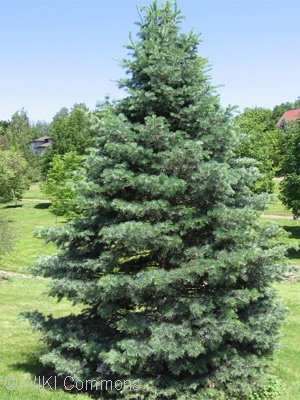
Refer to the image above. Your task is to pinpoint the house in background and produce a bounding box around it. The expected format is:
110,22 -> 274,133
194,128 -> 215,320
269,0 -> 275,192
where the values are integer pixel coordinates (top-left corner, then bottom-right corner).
276,108 -> 300,130
30,136 -> 52,154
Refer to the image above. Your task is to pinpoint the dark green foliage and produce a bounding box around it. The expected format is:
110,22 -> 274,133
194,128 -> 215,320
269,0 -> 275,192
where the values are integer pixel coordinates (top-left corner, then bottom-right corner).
31,120 -> 51,138
4,109 -> 35,164
3,113 -> 48,178
25,2 -> 287,399
25,166 -> 43,183
280,119 -> 300,218
0,120 -> 10,135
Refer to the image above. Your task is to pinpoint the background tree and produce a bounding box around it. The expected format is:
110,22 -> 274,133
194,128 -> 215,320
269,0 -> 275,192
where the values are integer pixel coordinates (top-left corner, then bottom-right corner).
30,120 -> 51,138
25,120 -> 51,183
5,109 -> 34,163
0,120 -> 10,136
25,2 -> 287,399
272,98 -> 300,125
0,149 -> 28,203
279,118 -> 300,217
41,151 -> 84,219
234,107 -> 284,193
41,103 -> 93,176
0,124 -> 8,150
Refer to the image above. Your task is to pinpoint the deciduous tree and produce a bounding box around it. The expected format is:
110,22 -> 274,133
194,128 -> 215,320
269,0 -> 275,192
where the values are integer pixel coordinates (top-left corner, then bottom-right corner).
41,151 -> 83,218
41,104 -> 93,176
5,109 -> 34,163
272,98 -> 300,125
279,119 -> 300,217
0,149 -> 28,203
234,107 -> 283,193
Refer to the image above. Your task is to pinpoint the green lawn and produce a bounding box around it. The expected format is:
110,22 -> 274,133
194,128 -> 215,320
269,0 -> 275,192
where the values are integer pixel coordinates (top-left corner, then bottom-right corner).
0,183 -> 300,399
273,282 -> 300,399
0,191 -> 64,273
264,178 -> 293,217
259,218 -> 300,266
0,275 -> 299,399
23,183 -> 48,201
0,277 -> 89,400
264,200 -> 293,217
272,219 -> 300,265
257,184 -> 300,398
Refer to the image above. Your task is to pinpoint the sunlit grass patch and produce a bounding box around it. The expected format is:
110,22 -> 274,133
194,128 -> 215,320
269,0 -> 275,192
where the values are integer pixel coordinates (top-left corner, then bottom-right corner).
0,277 -> 88,400
23,183 -> 48,201
273,281 -> 300,399
0,189 -> 64,273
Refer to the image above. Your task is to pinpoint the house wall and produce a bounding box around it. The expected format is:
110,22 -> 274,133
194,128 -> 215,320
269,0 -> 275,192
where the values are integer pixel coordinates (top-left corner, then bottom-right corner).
35,147 -> 45,155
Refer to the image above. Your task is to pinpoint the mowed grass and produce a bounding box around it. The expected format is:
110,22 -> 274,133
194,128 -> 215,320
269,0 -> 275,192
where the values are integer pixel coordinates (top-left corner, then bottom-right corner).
0,185 -> 64,273
0,183 -> 300,399
273,281 -> 300,399
261,178 -> 300,265
265,199 -> 293,217
273,219 -> 300,265
0,277 -> 299,400
259,218 -> 300,265
23,183 -> 48,200
264,178 -> 293,217
0,277 -> 89,400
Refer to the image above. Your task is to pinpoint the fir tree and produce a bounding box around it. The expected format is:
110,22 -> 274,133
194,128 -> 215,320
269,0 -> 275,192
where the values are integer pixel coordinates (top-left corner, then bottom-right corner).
25,2 -> 287,399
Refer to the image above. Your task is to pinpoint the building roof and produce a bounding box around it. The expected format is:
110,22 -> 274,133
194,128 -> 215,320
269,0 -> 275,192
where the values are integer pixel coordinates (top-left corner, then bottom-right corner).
30,136 -> 51,143
35,142 -> 52,148
277,108 -> 300,127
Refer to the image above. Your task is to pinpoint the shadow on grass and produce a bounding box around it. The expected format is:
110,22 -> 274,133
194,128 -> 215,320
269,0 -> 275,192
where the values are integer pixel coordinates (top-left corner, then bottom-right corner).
283,225 -> 300,262
283,225 -> 300,240
13,354 -> 49,377
13,358 -> 95,396
286,248 -> 300,262
13,358 -> 72,392
4,204 -> 23,209
34,203 -> 51,210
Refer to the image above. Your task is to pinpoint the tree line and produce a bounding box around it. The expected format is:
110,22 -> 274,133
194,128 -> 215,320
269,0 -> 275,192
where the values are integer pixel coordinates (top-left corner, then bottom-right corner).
1,97 -> 300,214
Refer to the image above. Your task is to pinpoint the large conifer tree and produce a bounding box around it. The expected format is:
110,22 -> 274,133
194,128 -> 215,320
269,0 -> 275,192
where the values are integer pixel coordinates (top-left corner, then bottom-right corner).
27,2 -> 287,398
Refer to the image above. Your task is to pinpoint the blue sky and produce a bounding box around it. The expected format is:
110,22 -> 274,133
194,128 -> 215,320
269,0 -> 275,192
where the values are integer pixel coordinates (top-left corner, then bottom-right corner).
1,0 -> 299,123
